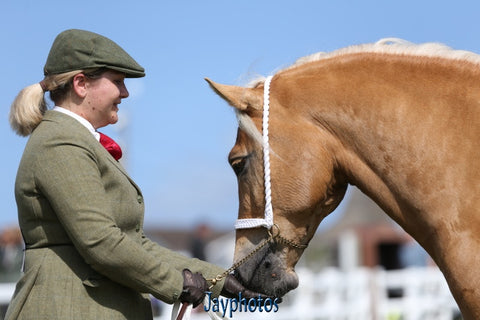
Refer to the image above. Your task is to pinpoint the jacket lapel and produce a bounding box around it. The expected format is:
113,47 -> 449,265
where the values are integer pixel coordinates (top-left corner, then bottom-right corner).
105,156 -> 143,194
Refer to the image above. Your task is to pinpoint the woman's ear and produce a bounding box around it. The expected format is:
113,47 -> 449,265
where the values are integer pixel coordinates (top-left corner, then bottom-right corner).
72,73 -> 88,98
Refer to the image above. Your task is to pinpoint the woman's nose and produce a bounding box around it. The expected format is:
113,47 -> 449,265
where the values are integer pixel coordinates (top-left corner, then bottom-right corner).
120,84 -> 129,98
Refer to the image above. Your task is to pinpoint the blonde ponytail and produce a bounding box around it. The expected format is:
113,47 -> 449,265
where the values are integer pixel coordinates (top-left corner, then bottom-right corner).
9,82 -> 48,136
9,70 -> 90,136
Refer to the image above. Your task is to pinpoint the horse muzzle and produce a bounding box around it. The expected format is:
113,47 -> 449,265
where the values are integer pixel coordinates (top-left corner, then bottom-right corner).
233,243 -> 299,297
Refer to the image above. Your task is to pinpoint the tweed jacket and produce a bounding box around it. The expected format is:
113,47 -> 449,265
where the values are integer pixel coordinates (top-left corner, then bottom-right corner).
6,111 -> 225,320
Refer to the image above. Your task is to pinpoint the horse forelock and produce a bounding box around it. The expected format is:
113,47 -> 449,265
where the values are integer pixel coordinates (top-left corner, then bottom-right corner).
245,76 -> 267,89
234,77 -> 267,146
282,38 -> 480,73
236,110 -> 263,145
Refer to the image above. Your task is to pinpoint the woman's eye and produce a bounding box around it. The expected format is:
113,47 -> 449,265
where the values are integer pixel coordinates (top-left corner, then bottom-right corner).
230,157 -> 247,176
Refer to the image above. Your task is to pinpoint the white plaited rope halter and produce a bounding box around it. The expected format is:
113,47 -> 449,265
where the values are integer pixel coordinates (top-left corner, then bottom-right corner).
174,76 -> 275,320
234,75 -> 274,230
173,76 -> 274,320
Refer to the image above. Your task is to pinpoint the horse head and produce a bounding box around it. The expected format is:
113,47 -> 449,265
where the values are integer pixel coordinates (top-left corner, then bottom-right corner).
206,77 -> 348,297
205,39 -> 480,318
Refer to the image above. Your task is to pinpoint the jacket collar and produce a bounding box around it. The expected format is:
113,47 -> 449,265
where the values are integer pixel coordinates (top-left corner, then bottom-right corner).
52,106 -> 100,141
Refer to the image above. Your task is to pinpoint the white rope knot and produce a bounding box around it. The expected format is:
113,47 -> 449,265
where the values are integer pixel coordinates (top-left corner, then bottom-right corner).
235,75 -> 274,230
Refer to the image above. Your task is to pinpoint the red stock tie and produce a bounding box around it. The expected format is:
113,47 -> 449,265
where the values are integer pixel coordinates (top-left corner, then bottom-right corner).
99,132 -> 122,161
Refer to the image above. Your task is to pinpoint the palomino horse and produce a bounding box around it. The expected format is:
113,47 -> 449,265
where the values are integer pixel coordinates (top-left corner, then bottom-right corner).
206,39 -> 480,319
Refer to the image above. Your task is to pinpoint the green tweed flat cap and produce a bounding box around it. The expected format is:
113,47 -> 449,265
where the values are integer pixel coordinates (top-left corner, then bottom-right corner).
44,29 -> 145,78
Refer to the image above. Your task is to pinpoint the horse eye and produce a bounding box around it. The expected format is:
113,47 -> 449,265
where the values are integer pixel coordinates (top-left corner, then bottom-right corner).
229,156 -> 247,176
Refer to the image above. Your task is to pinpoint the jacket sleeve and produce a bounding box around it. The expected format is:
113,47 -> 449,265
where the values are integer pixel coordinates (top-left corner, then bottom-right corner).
34,138 -> 193,303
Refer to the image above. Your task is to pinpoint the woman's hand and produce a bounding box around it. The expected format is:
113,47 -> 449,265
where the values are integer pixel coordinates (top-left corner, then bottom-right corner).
179,269 -> 209,307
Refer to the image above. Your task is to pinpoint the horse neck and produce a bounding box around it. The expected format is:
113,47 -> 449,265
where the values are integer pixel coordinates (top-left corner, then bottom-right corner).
278,54 -> 480,249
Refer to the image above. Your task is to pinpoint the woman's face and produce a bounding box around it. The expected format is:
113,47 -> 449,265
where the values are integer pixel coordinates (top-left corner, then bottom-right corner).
83,70 -> 129,129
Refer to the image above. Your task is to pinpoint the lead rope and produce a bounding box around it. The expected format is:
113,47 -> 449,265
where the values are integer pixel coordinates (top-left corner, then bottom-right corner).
172,298 -> 226,320
172,302 -> 191,320
172,300 -> 222,320
173,299 -> 224,320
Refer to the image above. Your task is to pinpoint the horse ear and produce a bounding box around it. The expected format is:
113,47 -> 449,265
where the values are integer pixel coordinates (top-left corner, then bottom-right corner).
205,78 -> 262,111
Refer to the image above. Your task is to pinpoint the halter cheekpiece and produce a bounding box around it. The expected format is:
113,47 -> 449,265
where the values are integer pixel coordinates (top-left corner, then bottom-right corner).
234,75 -> 274,230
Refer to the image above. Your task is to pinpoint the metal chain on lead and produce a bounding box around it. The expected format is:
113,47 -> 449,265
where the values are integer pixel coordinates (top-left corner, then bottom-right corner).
276,234 -> 308,250
206,231 -> 274,288
206,224 -> 307,288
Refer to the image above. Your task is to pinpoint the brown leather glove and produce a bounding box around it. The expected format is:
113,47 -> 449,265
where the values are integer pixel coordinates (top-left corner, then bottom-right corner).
179,269 -> 209,307
221,274 -> 270,299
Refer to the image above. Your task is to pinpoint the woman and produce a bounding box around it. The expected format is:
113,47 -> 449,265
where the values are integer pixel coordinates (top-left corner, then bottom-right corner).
7,29 -> 255,319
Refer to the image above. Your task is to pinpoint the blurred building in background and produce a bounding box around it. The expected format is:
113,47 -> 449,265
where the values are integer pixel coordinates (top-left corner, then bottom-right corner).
0,226 -> 23,318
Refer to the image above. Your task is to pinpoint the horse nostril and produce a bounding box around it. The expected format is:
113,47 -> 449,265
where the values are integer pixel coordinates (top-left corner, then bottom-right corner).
264,261 -> 271,269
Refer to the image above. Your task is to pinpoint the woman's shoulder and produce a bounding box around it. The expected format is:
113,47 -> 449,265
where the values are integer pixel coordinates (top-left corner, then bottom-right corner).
35,111 -> 97,144
24,110 -> 100,161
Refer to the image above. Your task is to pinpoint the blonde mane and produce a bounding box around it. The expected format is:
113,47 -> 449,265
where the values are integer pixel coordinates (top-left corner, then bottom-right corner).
245,38 -> 480,89
284,38 -> 480,72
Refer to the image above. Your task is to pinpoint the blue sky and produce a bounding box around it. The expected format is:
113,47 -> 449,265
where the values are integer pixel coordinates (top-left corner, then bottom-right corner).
1,0 -> 479,231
